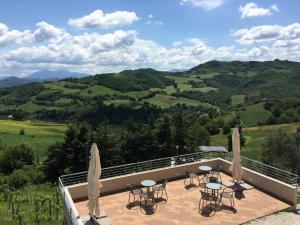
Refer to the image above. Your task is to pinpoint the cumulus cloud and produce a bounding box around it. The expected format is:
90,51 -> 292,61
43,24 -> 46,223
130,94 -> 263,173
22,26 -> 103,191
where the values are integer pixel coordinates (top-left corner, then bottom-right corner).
0,21 -> 67,47
0,23 -> 33,46
2,18 -> 300,77
68,9 -> 139,29
232,23 -> 300,45
180,0 -> 224,10
33,21 -> 65,42
239,2 -> 279,19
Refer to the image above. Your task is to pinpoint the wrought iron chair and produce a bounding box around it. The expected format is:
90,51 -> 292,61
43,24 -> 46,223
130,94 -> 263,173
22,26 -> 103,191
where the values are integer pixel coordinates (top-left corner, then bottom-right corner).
153,179 -> 168,201
220,187 -> 235,210
211,165 -> 222,183
184,171 -> 199,188
199,190 -> 218,216
127,184 -> 142,208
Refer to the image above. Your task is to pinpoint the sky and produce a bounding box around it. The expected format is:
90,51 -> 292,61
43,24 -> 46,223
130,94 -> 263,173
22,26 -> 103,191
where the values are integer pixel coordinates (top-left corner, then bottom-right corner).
0,0 -> 299,77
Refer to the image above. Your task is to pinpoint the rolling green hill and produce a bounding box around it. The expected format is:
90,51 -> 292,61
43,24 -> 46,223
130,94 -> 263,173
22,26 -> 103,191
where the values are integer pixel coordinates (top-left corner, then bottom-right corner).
0,60 -> 299,127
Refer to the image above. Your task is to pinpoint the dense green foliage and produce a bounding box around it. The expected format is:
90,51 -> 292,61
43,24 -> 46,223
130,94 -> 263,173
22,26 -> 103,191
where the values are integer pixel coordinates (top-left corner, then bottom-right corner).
261,129 -> 300,175
1,60 -> 299,128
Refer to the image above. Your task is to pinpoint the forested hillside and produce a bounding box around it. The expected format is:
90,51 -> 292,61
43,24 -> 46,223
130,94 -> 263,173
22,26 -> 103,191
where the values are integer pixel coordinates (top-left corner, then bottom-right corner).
0,60 -> 299,127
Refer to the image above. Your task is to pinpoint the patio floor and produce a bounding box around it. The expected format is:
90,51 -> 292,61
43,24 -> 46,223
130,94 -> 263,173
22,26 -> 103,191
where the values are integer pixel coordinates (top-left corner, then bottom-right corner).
75,173 -> 291,225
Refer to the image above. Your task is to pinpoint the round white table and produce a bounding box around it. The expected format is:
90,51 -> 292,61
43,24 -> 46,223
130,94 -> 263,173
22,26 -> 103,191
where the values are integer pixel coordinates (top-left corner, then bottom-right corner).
206,182 -> 221,206
198,165 -> 212,172
141,179 -> 156,196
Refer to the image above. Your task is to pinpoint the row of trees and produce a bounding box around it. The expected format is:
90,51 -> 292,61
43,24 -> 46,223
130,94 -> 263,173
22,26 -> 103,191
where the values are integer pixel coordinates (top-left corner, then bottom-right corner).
44,113 -> 211,181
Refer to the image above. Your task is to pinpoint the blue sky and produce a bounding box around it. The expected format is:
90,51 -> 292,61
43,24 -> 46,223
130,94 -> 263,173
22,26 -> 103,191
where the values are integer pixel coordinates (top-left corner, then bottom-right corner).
0,0 -> 300,77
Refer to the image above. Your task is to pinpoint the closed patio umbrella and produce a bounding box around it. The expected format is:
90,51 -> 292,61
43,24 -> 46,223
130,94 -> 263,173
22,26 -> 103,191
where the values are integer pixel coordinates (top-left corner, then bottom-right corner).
230,128 -> 243,183
87,143 -> 102,218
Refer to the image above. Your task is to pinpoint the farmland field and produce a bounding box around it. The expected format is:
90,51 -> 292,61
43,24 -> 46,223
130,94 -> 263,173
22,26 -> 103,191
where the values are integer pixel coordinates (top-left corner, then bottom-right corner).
231,95 -> 245,105
239,102 -> 271,127
0,119 -> 67,160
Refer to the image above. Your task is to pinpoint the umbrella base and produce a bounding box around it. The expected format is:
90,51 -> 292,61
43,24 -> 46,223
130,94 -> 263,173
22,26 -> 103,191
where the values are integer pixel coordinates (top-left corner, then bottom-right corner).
82,211 -> 112,225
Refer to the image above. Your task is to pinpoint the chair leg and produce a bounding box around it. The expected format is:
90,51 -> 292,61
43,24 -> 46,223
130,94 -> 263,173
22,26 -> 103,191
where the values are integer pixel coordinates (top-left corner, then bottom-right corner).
128,192 -> 131,205
164,190 -> 168,200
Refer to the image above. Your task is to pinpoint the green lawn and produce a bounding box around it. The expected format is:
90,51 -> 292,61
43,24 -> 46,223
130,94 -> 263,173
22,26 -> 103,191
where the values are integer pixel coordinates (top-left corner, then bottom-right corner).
211,122 -> 300,160
0,120 -> 67,160
231,95 -> 245,105
239,102 -> 271,126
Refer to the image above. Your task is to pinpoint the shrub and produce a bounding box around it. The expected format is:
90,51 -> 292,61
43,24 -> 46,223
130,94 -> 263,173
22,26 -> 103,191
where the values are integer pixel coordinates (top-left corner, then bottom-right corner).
19,129 -> 25,135
8,169 -> 29,189
0,144 -> 34,175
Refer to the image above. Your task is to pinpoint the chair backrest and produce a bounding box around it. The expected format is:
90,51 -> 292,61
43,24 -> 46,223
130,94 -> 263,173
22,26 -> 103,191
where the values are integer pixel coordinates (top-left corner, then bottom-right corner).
161,179 -> 168,188
209,176 -> 218,183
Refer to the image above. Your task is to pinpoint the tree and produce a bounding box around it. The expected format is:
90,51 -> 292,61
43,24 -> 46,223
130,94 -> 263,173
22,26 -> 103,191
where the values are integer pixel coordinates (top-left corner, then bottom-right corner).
188,122 -> 210,151
0,144 -> 34,175
222,124 -> 231,134
173,113 -> 186,154
261,130 -> 300,175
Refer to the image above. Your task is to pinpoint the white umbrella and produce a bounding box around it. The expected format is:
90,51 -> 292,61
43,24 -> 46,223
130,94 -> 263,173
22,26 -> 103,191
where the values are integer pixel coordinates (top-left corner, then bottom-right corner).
87,143 -> 102,218
230,128 -> 243,183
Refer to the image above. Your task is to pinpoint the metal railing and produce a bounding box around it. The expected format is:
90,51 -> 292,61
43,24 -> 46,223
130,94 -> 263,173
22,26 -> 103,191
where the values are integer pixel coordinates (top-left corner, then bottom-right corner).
59,177 -> 81,225
59,151 -> 299,225
59,151 -> 299,187
223,152 -> 299,186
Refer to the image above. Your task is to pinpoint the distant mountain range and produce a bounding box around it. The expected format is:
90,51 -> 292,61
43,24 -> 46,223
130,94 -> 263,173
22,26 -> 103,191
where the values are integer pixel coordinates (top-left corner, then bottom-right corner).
0,69 -> 89,88
26,69 -> 89,81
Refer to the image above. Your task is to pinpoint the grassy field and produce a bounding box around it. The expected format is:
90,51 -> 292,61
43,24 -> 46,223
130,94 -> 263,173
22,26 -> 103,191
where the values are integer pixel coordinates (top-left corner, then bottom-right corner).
0,120 -> 67,160
145,94 -> 215,109
231,95 -> 245,105
211,122 -> 300,160
239,102 -> 271,127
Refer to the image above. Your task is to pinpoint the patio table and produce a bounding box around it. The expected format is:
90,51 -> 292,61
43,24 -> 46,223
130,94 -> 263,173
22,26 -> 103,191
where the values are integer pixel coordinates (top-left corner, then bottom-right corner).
206,182 -> 221,206
141,179 -> 156,198
199,165 -> 212,182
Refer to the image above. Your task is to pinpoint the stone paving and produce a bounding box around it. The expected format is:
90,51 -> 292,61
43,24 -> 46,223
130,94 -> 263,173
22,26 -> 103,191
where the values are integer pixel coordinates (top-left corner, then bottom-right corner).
75,173 -> 291,225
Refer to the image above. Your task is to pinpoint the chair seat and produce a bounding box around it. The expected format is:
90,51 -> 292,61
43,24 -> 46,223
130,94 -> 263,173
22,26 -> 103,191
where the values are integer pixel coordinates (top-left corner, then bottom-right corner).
189,173 -> 198,178
131,189 -> 142,195
153,185 -> 163,192
201,192 -> 218,202
221,192 -> 232,199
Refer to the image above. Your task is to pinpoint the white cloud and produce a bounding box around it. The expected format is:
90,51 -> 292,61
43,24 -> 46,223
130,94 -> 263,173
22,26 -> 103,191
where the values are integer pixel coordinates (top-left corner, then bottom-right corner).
2,19 -> 300,77
68,9 -> 139,29
271,4 -> 279,12
33,21 -> 65,42
180,0 -> 224,10
239,2 -> 279,19
0,23 -> 33,47
232,23 -> 300,45
148,14 -> 153,19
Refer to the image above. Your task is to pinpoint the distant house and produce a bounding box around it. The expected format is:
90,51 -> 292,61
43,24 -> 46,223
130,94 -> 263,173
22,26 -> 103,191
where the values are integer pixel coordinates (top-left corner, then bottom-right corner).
199,146 -> 227,153
7,115 -> 13,119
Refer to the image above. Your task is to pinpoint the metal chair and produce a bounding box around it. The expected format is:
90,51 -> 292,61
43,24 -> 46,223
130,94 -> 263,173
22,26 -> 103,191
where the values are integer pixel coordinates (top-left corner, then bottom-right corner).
184,171 -> 200,188
153,179 -> 168,201
199,190 -> 218,216
220,188 -> 235,210
211,165 -> 222,183
127,184 -> 142,207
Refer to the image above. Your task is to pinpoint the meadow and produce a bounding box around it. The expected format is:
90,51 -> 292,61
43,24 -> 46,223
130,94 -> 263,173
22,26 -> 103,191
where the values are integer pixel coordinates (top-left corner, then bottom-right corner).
0,120 -> 67,160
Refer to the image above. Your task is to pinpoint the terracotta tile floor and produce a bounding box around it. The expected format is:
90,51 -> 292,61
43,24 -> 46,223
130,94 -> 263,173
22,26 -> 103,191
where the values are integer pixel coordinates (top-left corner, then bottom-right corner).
75,173 -> 291,225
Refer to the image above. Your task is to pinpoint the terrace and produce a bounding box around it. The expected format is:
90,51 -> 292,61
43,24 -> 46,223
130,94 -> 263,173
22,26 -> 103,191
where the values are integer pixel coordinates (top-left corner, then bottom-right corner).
59,152 -> 299,225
